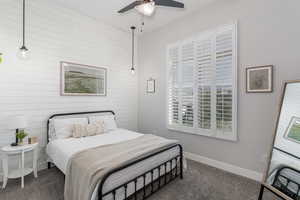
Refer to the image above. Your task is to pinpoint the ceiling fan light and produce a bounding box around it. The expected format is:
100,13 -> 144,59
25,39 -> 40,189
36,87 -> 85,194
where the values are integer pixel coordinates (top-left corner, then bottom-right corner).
135,1 -> 156,16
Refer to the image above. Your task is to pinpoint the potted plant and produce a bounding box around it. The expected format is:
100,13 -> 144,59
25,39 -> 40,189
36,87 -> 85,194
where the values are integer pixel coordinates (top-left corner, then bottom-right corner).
16,130 -> 28,145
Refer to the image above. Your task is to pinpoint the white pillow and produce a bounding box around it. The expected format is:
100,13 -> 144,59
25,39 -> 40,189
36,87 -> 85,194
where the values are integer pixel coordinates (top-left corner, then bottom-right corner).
89,115 -> 117,132
53,118 -> 88,139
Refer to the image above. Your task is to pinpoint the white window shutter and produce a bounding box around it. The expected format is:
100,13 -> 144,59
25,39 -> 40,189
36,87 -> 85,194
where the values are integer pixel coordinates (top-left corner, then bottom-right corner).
215,25 -> 237,140
181,42 -> 194,127
167,23 -> 237,141
195,38 -> 213,130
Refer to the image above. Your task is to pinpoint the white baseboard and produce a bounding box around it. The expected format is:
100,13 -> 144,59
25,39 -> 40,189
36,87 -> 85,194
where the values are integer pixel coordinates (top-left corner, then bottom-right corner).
184,151 -> 263,182
0,154 -> 263,183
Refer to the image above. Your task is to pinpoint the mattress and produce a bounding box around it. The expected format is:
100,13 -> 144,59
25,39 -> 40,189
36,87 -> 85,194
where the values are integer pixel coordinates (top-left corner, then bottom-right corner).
46,129 -> 180,200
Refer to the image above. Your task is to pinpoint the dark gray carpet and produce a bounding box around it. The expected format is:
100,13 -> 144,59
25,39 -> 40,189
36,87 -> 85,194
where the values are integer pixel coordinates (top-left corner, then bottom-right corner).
0,160 -> 280,200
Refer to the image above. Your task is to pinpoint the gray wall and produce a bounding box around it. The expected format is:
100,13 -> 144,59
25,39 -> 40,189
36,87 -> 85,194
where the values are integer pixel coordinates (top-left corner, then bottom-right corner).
137,0 -> 300,173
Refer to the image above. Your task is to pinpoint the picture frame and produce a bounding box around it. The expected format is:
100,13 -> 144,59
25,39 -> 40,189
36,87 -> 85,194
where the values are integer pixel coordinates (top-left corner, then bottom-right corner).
147,78 -> 156,93
246,65 -> 273,93
284,116 -> 300,144
60,61 -> 107,96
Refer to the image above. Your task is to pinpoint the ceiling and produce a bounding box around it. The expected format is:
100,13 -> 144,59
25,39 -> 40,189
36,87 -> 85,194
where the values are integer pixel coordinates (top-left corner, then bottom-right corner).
52,0 -> 217,34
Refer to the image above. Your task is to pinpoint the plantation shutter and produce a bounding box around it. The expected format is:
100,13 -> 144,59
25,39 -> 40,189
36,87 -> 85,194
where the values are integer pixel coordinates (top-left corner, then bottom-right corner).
167,23 -> 237,141
181,42 -> 194,127
168,46 -> 180,126
195,38 -> 213,130
214,26 -> 236,140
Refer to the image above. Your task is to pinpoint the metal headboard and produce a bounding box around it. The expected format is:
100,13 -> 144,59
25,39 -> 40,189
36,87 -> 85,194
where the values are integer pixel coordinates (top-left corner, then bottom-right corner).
46,110 -> 115,144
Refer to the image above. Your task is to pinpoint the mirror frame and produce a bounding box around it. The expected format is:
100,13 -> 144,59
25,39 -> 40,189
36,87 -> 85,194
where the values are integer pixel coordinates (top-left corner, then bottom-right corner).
261,80 -> 300,200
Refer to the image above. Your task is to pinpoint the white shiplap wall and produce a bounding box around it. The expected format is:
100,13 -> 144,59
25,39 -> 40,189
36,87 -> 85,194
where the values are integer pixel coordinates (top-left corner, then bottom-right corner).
0,0 -> 138,171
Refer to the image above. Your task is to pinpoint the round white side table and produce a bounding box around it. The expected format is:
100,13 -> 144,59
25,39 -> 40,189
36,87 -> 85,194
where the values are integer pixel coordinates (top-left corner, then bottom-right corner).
1,143 -> 38,189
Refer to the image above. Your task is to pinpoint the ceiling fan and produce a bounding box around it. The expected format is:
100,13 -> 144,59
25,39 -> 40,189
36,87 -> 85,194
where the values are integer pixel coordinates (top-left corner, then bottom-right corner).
118,0 -> 184,16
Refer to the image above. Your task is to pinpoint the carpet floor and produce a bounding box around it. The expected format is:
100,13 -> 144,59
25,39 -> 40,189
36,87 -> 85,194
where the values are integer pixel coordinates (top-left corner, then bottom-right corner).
0,160 -> 280,200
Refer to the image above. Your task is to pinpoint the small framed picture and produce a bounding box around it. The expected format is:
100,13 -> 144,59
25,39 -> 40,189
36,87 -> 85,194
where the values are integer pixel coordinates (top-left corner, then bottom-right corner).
147,78 -> 155,93
284,116 -> 300,144
246,65 -> 273,93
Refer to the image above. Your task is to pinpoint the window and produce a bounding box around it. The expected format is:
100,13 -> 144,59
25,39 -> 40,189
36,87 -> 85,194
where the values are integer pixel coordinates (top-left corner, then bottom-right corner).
167,23 -> 237,141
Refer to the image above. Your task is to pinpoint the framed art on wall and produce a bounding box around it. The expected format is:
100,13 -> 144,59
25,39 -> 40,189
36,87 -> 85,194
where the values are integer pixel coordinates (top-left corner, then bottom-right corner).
147,78 -> 155,93
246,65 -> 273,93
60,61 -> 107,96
284,116 -> 300,144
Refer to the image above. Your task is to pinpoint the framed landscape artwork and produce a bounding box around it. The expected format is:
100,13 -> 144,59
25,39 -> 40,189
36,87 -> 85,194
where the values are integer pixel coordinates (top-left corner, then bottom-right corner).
284,116 -> 300,144
246,65 -> 273,93
61,61 -> 107,96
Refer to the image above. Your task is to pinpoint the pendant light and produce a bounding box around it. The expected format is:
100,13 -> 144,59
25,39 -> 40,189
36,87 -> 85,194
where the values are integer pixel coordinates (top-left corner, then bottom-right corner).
130,26 -> 136,75
17,0 -> 30,60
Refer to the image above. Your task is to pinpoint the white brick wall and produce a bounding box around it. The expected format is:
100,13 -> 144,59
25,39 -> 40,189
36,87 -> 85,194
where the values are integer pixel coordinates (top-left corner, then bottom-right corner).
0,0 -> 138,173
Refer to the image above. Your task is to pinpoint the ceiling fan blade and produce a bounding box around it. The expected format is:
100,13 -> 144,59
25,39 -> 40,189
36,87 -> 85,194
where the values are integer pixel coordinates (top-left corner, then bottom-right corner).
154,0 -> 184,8
118,1 -> 143,13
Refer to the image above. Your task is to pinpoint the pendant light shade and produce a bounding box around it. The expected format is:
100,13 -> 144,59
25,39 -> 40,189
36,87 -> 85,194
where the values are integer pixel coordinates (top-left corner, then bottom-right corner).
130,26 -> 136,75
131,66 -> 135,75
17,45 -> 30,60
18,0 -> 30,60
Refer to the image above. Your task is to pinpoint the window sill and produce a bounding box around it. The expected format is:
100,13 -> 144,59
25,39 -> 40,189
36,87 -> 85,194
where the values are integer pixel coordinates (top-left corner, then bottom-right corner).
167,125 -> 237,142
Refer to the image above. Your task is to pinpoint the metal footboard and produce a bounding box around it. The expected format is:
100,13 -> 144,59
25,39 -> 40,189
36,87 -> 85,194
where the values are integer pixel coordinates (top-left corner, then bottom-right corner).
98,144 -> 183,200
46,111 -> 184,200
272,166 -> 300,199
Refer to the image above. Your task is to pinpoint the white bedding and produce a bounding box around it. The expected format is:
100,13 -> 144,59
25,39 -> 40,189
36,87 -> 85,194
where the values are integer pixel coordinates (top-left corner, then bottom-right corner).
47,129 -> 143,173
46,128 -> 180,200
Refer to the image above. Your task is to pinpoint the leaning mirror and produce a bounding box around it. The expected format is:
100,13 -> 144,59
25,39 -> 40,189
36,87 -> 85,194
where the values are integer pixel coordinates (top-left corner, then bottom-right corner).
259,81 -> 300,200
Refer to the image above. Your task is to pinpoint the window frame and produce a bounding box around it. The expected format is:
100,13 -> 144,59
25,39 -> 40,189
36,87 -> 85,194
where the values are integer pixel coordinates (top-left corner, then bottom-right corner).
166,22 -> 238,141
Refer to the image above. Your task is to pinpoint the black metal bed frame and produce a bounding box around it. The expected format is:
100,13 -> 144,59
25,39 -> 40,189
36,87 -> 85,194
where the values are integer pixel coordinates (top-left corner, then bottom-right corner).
258,166 -> 300,200
258,146 -> 300,200
272,166 -> 300,199
46,110 -> 183,200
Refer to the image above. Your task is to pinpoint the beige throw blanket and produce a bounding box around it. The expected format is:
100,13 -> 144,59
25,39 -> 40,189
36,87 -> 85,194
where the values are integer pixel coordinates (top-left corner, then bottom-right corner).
64,134 -> 178,200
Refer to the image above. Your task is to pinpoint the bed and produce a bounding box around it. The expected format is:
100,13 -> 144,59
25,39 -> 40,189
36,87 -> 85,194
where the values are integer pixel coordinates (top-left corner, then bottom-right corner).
272,166 -> 300,199
267,148 -> 300,199
46,111 -> 183,200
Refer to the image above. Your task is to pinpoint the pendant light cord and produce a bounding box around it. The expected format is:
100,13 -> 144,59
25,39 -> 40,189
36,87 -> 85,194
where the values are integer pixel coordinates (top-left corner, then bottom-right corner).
22,0 -> 25,47
131,26 -> 136,69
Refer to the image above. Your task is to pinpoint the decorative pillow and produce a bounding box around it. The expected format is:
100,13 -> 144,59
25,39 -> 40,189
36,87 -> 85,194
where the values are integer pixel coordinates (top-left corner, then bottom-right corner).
90,120 -> 105,135
72,121 -> 104,138
72,124 -> 86,138
53,118 -> 88,139
89,115 -> 117,132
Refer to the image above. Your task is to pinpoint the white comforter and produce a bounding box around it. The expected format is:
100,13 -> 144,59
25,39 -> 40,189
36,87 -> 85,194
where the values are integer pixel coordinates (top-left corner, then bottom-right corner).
46,129 -> 180,200
47,129 -> 142,173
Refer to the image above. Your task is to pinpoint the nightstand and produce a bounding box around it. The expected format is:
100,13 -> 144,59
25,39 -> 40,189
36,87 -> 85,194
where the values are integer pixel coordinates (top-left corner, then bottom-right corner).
1,143 -> 38,189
